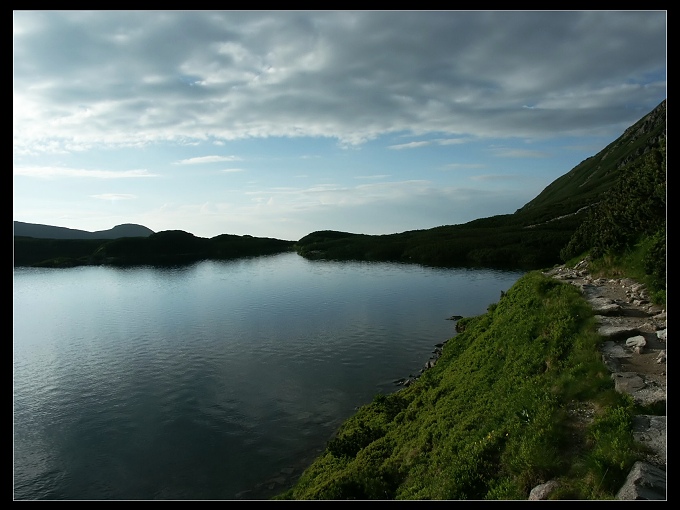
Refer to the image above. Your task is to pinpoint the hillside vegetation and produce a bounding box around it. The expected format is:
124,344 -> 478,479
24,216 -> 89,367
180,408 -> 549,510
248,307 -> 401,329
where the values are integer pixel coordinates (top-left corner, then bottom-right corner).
276,272 -> 640,499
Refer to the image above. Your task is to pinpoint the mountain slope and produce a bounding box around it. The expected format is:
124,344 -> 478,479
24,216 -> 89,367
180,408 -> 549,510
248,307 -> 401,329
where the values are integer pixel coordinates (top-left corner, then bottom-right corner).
13,221 -> 155,240
514,100 -> 666,225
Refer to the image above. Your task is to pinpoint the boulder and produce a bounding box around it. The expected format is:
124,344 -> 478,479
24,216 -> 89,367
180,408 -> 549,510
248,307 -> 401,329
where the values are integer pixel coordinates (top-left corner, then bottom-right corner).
616,461 -> 666,500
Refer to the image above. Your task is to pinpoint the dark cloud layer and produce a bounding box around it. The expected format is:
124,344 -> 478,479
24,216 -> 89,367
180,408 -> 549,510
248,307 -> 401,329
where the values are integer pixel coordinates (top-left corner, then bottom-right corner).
14,11 -> 666,153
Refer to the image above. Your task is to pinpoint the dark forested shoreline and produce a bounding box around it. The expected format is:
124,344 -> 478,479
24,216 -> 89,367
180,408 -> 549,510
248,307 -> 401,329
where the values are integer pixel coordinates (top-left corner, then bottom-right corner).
13,230 -> 296,268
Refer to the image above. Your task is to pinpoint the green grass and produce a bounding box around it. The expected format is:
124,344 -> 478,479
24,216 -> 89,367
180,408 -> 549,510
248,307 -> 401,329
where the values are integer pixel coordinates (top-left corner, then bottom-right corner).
275,270 -> 650,500
570,236 -> 666,307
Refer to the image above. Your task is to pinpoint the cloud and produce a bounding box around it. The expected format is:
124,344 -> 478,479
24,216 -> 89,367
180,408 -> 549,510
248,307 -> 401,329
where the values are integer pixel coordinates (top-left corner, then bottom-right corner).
444,163 -> 487,170
470,174 -> 522,182
13,11 -> 666,154
242,180 -> 437,211
437,138 -> 472,146
174,155 -> 242,165
355,174 -> 390,180
490,148 -> 551,159
388,138 -> 470,150
91,193 -> 137,200
388,141 -> 433,150
13,166 -> 158,179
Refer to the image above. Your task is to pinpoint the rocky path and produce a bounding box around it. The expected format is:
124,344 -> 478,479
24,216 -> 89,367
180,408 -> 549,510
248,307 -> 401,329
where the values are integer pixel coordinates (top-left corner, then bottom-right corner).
543,261 -> 667,500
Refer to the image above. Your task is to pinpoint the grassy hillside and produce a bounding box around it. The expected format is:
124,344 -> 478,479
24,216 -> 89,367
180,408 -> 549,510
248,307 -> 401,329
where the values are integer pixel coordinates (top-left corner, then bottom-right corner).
517,100 -> 666,221
275,271 -> 648,500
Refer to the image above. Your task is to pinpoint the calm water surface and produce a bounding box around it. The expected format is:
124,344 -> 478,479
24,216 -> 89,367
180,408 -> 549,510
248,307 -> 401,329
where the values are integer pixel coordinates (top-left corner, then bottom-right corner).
13,252 -> 523,500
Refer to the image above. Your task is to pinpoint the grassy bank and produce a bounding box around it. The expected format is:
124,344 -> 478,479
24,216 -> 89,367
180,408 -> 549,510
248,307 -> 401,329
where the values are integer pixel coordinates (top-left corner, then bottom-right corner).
275,270 -> 654,500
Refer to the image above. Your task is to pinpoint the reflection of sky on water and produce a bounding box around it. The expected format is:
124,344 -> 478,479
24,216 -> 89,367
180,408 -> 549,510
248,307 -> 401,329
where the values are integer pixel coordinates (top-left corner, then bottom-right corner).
14,253 -> 523,499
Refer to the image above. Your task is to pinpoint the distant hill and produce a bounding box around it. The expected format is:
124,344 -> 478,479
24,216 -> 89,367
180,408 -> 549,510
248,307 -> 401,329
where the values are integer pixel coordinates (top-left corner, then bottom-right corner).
13,221 -> 155,240
13,228 -> 296,267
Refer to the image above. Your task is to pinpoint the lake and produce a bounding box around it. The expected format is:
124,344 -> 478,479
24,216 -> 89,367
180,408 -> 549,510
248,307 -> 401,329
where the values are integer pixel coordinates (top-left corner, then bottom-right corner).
13,252 -> 523,500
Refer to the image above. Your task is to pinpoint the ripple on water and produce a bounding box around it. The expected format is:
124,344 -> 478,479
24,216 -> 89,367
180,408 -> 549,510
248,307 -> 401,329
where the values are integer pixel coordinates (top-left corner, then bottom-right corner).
14,256 -> 523,499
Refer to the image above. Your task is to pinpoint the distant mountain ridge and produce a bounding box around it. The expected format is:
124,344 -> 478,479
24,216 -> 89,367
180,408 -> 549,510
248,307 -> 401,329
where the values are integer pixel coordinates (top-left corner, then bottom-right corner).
13,221 -> 155,240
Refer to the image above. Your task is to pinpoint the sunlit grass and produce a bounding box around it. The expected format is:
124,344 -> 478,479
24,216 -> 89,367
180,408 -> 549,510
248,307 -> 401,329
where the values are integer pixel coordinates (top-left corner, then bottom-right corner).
275,271 -> 651,500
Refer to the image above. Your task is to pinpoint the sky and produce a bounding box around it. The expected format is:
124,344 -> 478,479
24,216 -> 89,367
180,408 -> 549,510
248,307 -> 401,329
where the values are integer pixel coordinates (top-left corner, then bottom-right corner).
13,11 -> 667,241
